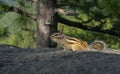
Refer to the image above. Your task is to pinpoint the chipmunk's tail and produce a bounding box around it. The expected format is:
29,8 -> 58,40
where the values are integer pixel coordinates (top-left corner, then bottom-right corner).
89,40 -> 106,51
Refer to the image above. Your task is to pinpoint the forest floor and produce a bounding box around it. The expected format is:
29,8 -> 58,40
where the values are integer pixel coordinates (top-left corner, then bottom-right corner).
0,44 -> 120,74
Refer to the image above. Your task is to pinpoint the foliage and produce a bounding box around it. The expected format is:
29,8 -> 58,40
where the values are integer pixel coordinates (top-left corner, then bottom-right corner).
99,0 -> 120,17
0,0 -> 120,49
0,12 -> 36,48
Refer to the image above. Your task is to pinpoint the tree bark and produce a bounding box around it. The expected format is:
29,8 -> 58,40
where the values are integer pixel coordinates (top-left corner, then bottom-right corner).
36,0 -> 57,48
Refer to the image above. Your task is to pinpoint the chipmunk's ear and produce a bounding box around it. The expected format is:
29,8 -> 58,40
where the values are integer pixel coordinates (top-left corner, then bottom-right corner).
57,32 -> 65,37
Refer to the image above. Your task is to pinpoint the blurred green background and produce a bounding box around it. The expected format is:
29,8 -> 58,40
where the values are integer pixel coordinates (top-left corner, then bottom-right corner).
0,0 -> 120,49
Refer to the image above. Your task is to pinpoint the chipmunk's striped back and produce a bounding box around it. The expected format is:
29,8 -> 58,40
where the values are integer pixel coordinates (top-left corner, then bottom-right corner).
65,36 -> 88,50
50,32 -> 89,51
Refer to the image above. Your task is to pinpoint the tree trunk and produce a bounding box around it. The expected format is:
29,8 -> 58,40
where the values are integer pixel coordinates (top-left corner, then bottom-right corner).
36,0 -> 57,48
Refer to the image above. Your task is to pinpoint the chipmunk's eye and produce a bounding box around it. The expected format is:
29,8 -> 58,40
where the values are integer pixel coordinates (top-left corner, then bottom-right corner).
54,34 -> 58,36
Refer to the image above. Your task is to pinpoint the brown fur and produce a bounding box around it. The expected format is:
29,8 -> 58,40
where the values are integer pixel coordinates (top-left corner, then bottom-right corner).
50,32 -> 105,51
50,32 -> 89,51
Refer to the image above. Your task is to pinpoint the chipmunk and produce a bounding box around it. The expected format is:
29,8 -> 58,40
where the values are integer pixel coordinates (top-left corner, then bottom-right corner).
88,40 -> 106,51
50,32 -> 106,52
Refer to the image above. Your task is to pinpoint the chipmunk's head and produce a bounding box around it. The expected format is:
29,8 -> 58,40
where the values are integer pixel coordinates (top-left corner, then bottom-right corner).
50,32 -> 65,43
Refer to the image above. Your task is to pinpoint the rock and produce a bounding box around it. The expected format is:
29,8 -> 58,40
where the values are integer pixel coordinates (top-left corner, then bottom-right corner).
0,44 -> 120,74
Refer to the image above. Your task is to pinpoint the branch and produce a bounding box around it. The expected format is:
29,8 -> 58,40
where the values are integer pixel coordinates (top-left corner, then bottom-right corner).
1,3 -> 77,19
57,16 -> 120,37
1,3 -> 120,37
11,7 -> 37,20
75,16 -> 94,23
57,3 -> 80,7
0,4 -> 36,20
31,0 -> 37,2
55,8 -> 78,16
22,28 -> 36,32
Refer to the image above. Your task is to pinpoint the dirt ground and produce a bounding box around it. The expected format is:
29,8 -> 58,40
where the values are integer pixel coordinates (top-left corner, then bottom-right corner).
0,44 -> 120,74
